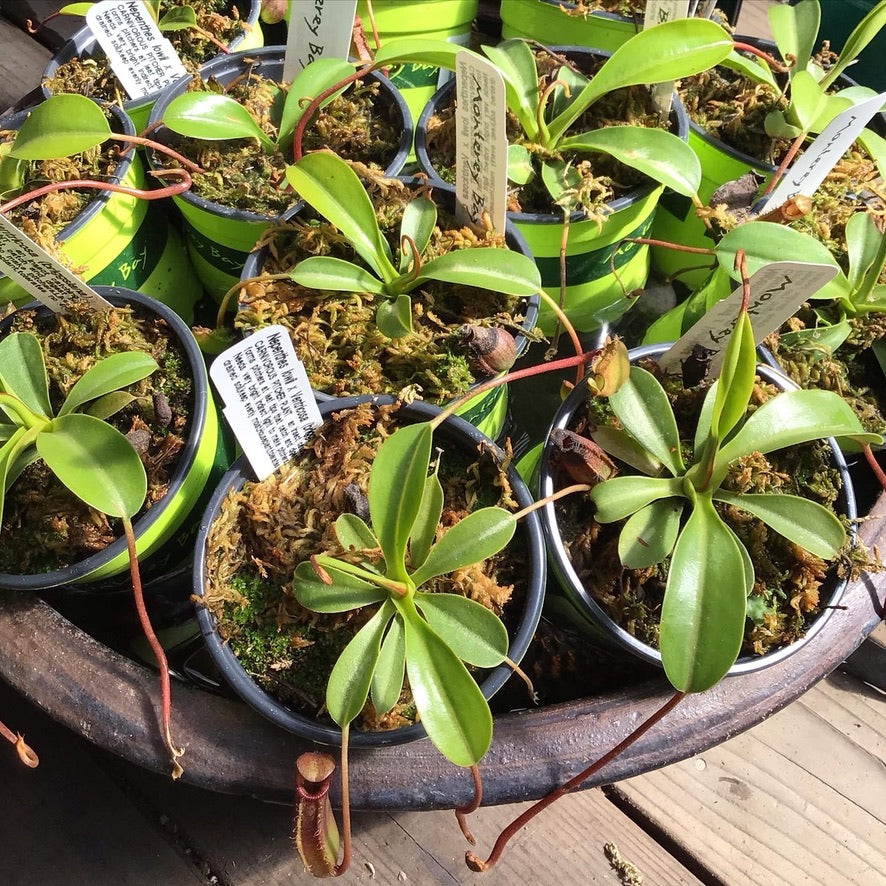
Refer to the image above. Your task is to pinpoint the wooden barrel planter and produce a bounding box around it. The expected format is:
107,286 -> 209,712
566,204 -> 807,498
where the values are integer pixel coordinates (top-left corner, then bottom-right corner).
0,491 -> 882,809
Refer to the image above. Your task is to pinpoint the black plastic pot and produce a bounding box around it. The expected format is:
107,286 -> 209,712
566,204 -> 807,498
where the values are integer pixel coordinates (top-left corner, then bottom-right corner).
538,342 -> 858,676
238,179 -> 540,441
193,394 -> 547,749
414,48 -> 691,334
0,287 -> 224,591
144,46 -> 413,301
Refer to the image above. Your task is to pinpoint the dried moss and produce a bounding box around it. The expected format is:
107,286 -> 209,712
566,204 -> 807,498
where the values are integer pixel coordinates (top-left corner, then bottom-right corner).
0,304 -> 192,574
201,401 -> 526,732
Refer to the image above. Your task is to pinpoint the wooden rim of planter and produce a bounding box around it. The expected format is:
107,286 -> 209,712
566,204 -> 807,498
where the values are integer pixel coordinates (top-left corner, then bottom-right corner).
0,491 -> 882,809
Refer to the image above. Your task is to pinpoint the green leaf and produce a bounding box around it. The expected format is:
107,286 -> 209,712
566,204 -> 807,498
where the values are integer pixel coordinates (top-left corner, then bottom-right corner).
659,497 -> 748,693
548,64 -> 590,120
590,475 -> 685,523
779,319 -> 852,355
415,593 -> 509,668
714,490 -> 846,560
618,498 -> 683,569
846,212 -> 886,304
558,127 -> 701,197
545,18 -> 733,144
371,614 -> 405,716
369,423 -> 432,582
710,310 -> 756,441
292,560 -> 387,612
410,469 -> 444,570
9,94 -> 112,159
278,58 -> 356,148
417,247 -> 541,296
36,414 -> 146,518
693,380 -> 719,455
158,5 -> 198,29
0,332 -> 51,416
821,0 -> 886,89
57,3 -> 95,14
334,513 -> 379,552
858,127 -> 886,179
608,366 -> 685,476
769,0 -> 819,82
326,600 -> 395,727
411,507 -> 516,587
785,70 -> 828,131
398,195 -> 437,273
288,256 -> 387,295
507,143 -> 535,185
590,426 -> 663,476
85,391 -> 135,420
719,49 -> 779,91
285,152 -> 397,282
717,388 -> 883,471
540,158 -> 582,207
0,426 -> 31,527
482,39 -> 541,141
0,148 -> 27,201
371,37 -> 472,72
376,294 -> 414,338
715,223 -> 841,280
400,601 -> 492,766
161,92 -> 276,153
59,351 -> 158,416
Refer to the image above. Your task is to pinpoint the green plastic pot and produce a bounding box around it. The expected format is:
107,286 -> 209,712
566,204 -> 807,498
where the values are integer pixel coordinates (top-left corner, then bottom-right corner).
0,105 -> 201,324
499,0 -> 640,52
146,47 -> 413,301
415,66 -> 688,334
0,287 -> 223,590
356,0 -> 478,139
40,1 -> 264,132
239,182 -> 539,442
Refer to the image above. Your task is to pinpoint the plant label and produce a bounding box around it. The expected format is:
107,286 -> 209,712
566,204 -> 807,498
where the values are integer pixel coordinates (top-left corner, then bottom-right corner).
645,1 -> 690,117
0,214 -> 112,313
761,90 -> 886,210
85,1 -> 187,101
658,260 -> 838,377
210,325 -> 322,481
454,51 -> 508,234
283,0 -> 358,83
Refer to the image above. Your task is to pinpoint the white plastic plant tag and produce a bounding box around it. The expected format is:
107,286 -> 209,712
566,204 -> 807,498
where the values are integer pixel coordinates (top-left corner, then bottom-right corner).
283,0 -> 358,83
658,260 -> 838,378
210,325 -> 323,481
85,0 -> 188,101
645,1 -> 690,117
761,91 -> 886,210
454,51 -> 508,233
0,214 -> 112,313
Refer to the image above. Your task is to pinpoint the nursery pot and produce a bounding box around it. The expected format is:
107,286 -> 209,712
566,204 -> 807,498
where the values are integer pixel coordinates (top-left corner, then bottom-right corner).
415,65 -> 688,334
193,394 -> 547,749
0,104 -> 201,323
238,180 -> 540,442
0,287 -> 223,590
145,46 -> 413,301
355,0 -> 478,138
499,0 -> 640,52
538,342 -> 858,676
40,1 -> 264,132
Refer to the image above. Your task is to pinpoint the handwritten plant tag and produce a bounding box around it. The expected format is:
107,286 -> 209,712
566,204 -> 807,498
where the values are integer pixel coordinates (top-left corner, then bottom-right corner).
761,91 -> 886,210
86,0 -> 188,101
645,1 -> 690,117
283,0 -> 358,83
454,51 -> 507,233
210,325 -> 322,481
658,260 -> 838,377
0,214 -> 113,312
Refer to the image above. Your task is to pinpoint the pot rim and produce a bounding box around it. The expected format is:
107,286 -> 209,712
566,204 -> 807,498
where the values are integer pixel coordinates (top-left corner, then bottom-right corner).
192,394 -> 547,748
538,341 -> 857,676
144,47 -> 413,224
414,45 -> 690,224
0,287 -> 212,589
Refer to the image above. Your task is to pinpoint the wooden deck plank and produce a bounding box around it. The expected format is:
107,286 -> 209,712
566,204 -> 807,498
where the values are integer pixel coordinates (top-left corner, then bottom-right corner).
102,758 -> 706,884
0,16 -> 50,114
610,678 -> 886,886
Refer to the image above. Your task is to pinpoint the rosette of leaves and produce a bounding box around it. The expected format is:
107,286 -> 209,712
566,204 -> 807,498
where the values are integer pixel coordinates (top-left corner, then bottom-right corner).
480,18 -> 732,213
0,330 -> 156,528
292,419 -> 516,768
283,151 -> 541,339
590,306 -> 881,692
